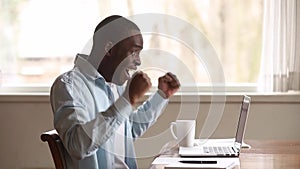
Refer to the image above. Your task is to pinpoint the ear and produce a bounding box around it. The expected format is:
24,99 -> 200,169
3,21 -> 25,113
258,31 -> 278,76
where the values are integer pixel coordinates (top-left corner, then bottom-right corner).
104,41 -> 113,56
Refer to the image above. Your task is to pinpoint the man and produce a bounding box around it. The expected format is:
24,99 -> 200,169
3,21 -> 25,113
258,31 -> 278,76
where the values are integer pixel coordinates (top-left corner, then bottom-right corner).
50,15 -> 180,169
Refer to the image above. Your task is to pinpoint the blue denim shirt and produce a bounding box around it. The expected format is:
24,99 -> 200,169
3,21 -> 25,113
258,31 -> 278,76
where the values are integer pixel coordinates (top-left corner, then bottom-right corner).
50,54 -> 168,169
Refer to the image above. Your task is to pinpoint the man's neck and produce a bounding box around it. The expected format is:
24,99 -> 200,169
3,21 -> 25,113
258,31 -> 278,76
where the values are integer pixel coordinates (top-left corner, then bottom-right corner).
87,49 -> 113,82
98,58 -> 114,83
87,48 -> 105,70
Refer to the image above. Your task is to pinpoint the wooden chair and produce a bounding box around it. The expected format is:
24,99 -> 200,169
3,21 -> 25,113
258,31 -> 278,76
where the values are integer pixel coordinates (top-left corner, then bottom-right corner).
40,130 -> 67,169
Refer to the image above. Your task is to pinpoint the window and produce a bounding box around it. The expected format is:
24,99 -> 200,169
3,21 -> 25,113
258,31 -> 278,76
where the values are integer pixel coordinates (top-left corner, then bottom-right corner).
0,0 -> 263,91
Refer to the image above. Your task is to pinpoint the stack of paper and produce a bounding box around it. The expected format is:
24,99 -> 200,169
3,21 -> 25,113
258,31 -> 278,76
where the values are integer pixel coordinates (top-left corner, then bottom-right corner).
152,157 -> 240,169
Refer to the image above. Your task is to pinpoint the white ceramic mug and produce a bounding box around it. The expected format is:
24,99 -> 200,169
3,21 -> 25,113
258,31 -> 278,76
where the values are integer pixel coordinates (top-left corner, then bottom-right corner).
170,120 -> 195,147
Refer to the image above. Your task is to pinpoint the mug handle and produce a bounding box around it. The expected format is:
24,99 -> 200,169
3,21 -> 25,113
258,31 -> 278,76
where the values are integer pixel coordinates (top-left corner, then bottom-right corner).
170,122 -> 177,139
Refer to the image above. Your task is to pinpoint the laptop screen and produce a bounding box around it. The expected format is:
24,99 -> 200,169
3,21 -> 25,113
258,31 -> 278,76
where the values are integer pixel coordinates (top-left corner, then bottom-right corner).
235,95 -> 251,144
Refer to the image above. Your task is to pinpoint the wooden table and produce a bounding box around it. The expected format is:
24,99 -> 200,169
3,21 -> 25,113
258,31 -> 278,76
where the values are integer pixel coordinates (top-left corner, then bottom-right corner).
150,140 -> 300,169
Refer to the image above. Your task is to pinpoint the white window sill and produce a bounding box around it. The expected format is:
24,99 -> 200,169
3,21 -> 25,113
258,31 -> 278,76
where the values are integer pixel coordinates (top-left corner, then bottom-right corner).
168,91 -> 300,103
0,86 -> 299,103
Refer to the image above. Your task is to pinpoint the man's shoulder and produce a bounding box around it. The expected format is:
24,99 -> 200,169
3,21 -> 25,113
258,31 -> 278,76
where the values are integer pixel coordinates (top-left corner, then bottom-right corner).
53,68 -> 87,86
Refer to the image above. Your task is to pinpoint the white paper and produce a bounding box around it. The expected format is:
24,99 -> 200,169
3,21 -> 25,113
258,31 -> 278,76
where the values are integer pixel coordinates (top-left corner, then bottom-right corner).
152,157 -> 240,169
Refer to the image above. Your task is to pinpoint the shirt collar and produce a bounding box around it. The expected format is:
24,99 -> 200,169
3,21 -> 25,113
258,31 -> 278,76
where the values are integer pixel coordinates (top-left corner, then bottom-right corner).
74,54 -> 103,81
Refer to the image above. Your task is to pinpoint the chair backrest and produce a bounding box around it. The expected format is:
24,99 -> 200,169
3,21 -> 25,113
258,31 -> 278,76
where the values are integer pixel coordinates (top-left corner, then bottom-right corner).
41,130 -> 67,169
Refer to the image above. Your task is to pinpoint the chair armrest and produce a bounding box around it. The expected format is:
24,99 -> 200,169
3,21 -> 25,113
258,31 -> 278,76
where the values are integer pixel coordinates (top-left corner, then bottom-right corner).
41,129 -> 66,169
41,130 -> 59,142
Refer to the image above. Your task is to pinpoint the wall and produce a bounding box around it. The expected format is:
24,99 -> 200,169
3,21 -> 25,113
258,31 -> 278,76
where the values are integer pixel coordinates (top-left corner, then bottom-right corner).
0,93 -> 299,169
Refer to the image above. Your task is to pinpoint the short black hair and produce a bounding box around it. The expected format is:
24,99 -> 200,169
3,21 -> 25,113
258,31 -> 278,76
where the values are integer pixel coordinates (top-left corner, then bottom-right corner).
93,15 -> 140,44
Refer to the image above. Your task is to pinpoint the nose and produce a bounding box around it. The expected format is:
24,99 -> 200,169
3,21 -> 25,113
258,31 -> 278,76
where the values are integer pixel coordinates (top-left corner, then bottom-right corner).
135,54 -> 141,66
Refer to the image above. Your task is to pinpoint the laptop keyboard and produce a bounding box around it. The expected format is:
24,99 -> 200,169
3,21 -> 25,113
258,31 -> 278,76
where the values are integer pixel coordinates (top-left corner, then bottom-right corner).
203,146 -> 235,154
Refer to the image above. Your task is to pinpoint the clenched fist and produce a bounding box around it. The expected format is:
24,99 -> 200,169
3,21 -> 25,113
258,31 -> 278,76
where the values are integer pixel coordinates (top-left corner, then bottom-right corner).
158,72 -> 180,98
124,71 -> 152,105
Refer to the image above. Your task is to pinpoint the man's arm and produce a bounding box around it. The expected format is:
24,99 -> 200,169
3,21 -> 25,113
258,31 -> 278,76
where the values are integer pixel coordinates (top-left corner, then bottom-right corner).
50,73 -> 132,160
127,72 -> 181,138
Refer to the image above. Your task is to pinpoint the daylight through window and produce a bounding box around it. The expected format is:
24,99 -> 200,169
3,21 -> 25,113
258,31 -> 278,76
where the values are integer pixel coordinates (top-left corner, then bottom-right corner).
0,0 -> 263,89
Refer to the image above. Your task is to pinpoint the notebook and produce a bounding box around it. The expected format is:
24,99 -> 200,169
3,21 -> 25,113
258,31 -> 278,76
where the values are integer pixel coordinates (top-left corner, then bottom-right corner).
179,95 -> 251,157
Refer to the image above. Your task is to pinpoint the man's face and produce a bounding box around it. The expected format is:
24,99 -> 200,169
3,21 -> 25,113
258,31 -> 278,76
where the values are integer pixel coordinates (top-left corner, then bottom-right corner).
111,32 -> 143,85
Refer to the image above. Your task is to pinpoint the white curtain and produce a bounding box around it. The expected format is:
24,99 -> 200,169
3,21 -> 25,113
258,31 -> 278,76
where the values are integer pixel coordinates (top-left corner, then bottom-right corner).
259,0 -> 300,92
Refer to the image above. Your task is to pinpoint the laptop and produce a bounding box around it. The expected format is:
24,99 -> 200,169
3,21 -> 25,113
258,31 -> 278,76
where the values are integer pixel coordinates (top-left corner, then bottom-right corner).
179,95 -> 251,157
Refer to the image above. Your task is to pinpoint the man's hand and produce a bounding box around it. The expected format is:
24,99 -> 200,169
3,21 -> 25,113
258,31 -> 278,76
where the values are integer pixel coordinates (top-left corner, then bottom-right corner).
158,72 -> 180,98
124,71 -> 152,105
